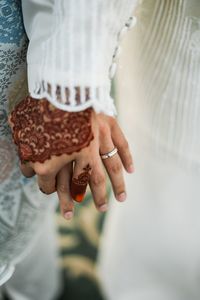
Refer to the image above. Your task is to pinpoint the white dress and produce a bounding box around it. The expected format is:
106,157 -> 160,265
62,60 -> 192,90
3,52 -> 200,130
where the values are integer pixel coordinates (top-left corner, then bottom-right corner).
98,1 -> 200,299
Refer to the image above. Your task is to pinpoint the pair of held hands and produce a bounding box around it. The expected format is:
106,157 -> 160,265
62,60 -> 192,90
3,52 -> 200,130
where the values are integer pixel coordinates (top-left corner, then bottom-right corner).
9,96 -> 134,220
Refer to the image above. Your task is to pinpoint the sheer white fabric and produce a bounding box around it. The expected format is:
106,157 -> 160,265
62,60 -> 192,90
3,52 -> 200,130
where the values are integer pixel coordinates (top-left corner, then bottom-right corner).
99,1 -> 200,299
22,0 -> 138,115
117,0 -> 200,170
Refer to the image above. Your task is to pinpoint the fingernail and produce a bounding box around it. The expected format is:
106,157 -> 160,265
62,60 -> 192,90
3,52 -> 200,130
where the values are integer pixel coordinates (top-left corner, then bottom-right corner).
72,193 -> 85,203
128,164 -> 134,173
99,204 -> 108,212
117,192 -> 127,202
64,211 -> 73,220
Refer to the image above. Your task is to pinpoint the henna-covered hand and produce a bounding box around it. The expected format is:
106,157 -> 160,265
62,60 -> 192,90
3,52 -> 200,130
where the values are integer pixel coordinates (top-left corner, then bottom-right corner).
9,96 -> 94,208
10,96 -> 94,163
8,96 -> 134,221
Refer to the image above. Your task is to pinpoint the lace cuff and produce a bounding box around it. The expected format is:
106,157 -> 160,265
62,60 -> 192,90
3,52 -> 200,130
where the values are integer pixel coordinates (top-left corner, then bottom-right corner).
22,0 -> 138,116
27,71 -> 117,116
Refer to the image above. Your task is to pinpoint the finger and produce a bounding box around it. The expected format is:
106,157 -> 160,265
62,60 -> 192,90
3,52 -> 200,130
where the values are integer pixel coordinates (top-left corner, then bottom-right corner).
70,158 -> 92,203
7,114 -> 13,128
37,173 -> 56,195
100,135 -> 126,202
89,155 -> 108,212
56,163 -> 74,220
111,121 -> 134,173
20,162 -> 35,178
29,156 -> 70,195
30,154 -> 72,177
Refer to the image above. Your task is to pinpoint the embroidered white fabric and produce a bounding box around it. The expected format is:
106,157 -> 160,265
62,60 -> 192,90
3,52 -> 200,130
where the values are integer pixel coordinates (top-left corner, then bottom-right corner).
22,0 -> 138,116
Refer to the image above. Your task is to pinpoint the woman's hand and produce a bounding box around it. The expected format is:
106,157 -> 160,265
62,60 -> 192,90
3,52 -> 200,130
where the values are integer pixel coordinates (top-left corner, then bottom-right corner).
9,96 -> 134,219
9,96 -> 94,198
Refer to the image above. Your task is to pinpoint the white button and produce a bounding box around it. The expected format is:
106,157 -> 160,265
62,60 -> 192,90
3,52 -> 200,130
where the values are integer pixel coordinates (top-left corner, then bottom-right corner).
126,16 -> 137,29
113,46 -> 121,59
109,63 -> 117,79
118,26 -> 128,41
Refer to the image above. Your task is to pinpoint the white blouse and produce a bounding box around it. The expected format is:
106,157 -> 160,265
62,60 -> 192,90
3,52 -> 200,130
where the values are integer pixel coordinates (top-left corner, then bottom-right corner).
22,0 -> 138,116
117,0 -> 200,171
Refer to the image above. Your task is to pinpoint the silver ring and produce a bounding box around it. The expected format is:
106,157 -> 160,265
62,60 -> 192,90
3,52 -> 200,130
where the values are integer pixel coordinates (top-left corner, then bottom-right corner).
100,147 -> 118,160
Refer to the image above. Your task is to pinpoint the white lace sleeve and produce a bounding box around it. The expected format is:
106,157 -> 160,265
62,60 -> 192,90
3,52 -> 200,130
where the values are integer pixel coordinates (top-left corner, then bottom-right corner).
22,0 -> 138,116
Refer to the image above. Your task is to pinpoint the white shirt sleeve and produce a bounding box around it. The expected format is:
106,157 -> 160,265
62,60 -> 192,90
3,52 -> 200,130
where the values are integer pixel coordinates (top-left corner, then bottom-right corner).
22,0 -> 138,116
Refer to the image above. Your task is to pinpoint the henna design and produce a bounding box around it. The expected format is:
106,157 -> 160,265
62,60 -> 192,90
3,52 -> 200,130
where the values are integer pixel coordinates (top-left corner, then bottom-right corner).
10,96 -> 94,163
70,164 -> 92,203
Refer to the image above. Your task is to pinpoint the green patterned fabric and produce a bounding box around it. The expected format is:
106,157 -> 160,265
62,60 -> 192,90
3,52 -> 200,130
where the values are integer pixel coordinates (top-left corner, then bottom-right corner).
1,77 -> 114,300
57,82 -> 115,300
57,186 -> 111,300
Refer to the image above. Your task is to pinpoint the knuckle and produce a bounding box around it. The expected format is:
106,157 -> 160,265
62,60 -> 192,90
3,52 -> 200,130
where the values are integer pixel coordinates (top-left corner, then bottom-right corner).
108,116 -> 116,128
96,197 -> 107,206
115,185 -> 125,193
99,122 -> 109,136
110,162 -> 122,174
35,165 -> 51,176
57,184 -> 68,194
124,140 -> 130,150
126,155 -> 133,165
91,174 -> 105,187
119,140 -> 129,150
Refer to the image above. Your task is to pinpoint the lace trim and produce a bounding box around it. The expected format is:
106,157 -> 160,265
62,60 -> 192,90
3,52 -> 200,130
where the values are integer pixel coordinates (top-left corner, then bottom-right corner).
29,81 -> 117,116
